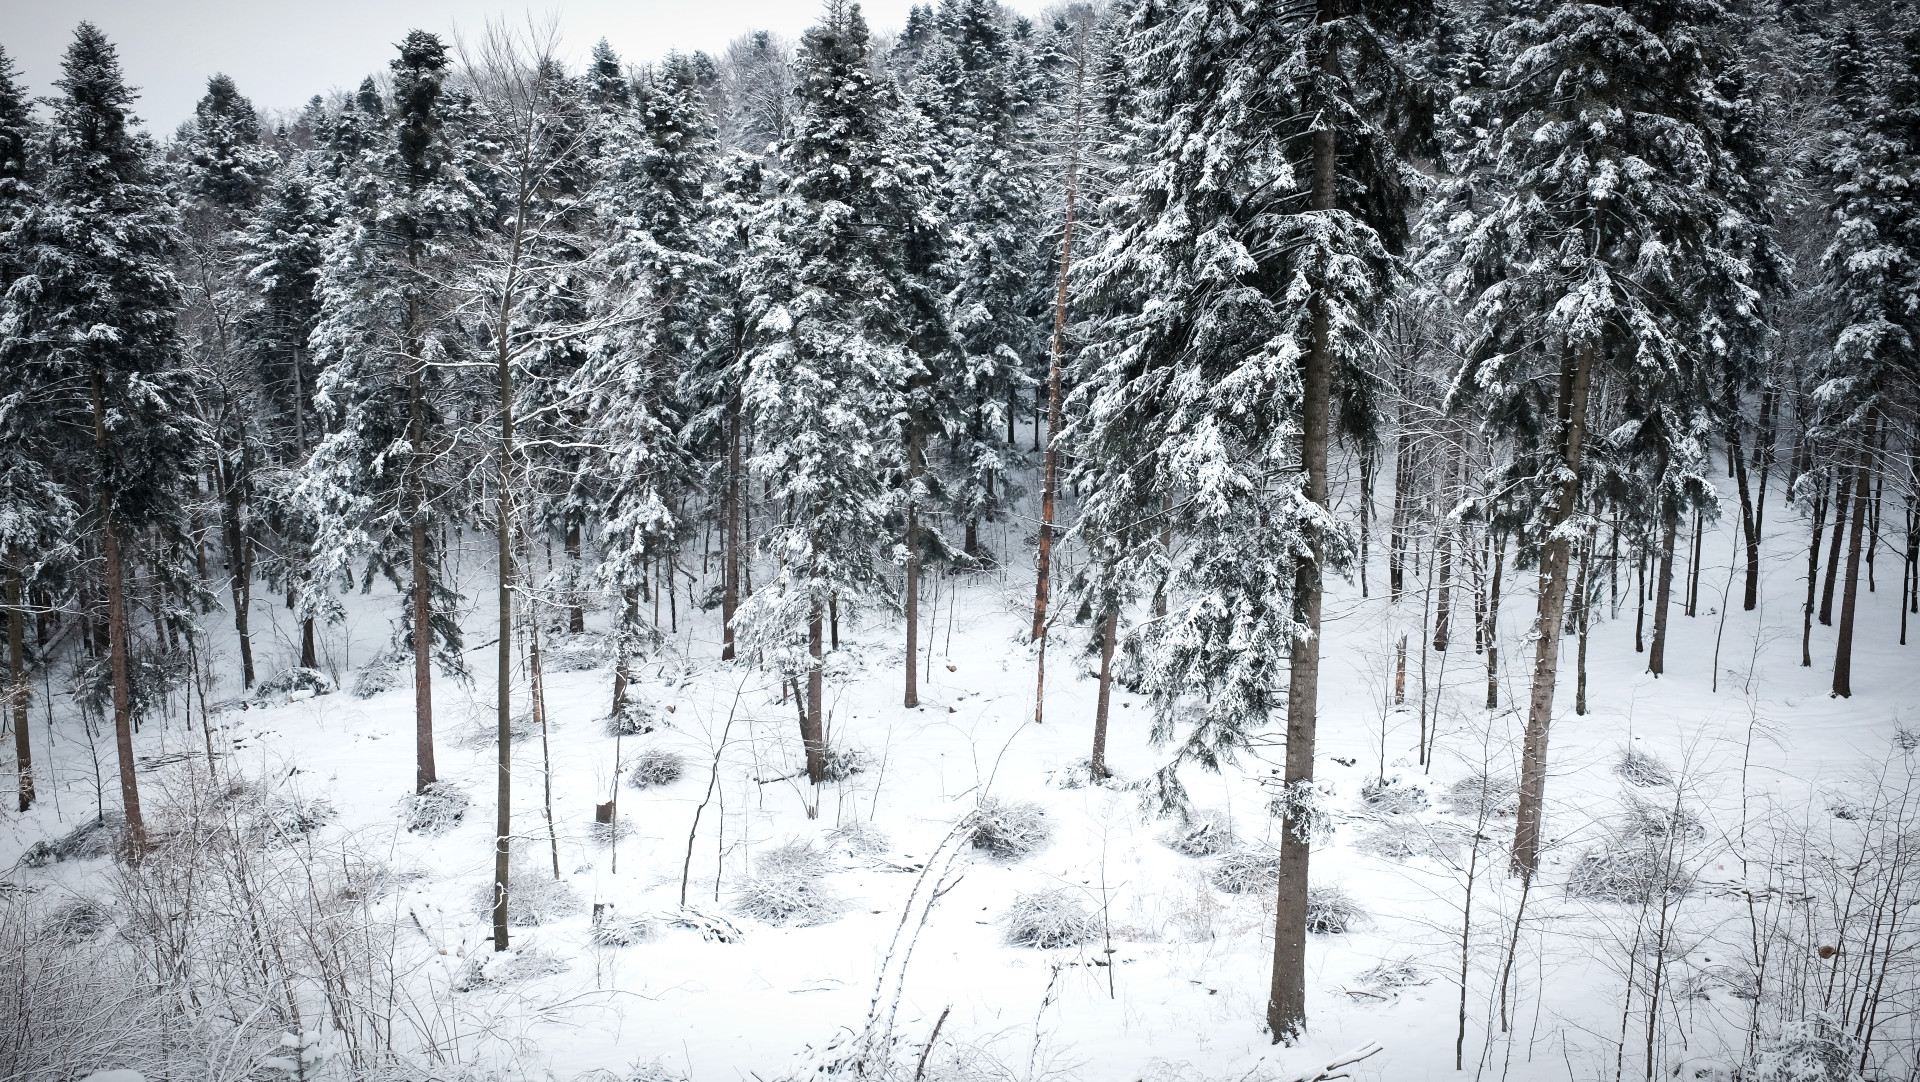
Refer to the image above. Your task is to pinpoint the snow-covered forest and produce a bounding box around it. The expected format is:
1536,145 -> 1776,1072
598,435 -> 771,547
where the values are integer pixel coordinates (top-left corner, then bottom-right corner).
2,0 -> 1918,1078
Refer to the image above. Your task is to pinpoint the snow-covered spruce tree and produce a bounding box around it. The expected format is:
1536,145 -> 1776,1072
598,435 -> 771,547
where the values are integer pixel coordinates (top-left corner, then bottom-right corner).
176,73 -> 281,689
1437,0 -> 1772,876
736,0 -> 928,785
301,30 -> 477,793
0,44 -> 69,814
586,53 -> 712,699
1814,13 -> 1920,698
1069,0 -> 1430,1043
3,23 -> 206,850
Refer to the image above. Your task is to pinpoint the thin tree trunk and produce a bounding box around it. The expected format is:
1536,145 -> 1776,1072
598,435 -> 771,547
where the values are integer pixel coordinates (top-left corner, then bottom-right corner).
1833,416 -> 1875,698
1434,447 -> 1455,652
1729,426 -> 1762,611
1270,70 -> 1337,1042
1821,462 -> 1851,625
1511,340 -> 1593,879
1686,507 -> 1704,617
1803,484 -> 1829,667
804,602 -> 827,788
905,421 -> 924,709
1359,444 -> 1373,598
94,373 -> 146,852
1635,545 -> 1647,653
1486,533 -> 1504,711
8,568 -> 31,812
409,343 -> 437,793
1090,608 -> 1116,783
1031,42 -> 1086,647
1575,531 -> 1592,716
722,402 -> 742,661
219,441 -> 255,688
493,283 -> 517,953
565,520 -> 585,634
1648,511 -> 1678,676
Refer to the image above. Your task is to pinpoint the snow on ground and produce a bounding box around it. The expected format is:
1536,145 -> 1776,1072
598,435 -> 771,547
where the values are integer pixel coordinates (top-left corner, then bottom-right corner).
4,471 -> 1916,1082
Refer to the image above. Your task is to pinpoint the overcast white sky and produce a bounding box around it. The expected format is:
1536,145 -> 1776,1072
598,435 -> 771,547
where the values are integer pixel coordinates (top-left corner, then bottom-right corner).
4,1 -> 1048,133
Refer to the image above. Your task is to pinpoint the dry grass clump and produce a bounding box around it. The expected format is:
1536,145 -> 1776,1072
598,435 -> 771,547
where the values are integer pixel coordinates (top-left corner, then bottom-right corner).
967,798 -> 1052,860
397,783 -> 469,835
1004,890 -> 1098,949
1209,844 -> 1281,895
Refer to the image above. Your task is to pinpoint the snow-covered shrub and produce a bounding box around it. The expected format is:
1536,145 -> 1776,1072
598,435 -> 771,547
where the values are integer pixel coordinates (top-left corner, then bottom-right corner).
1209,845 -> 1281,894
265,796 -> 336,840
667,906 -> 744,943
1614,747 -> 1674,788
469,861 -> 582,927
397,783 -> 469,836
757,839 -> 831,878
453,704 -> 538,749
46,899 -> 111,942
822,744 -> 871,781
251,666 -> 337,702
1440,772 -> 1518,818
541,630 -> 612,673
1353,820 -> 1461,863
1360,775 -> 1428,815
829,819 -> 890,856
1567,795 -> 1702,903
350,649 -> 409,699
735,874 -> 843,927
1352,959 -> 1431,999
1747,1022 -> 1862,1082
589,909 -> 656,947
967,798 -> 1051,860
1003,890 -> 1098,949
453,945 -> 569,991
1305,885 -> 1364,934
20,815 -> 119,866
627,748 -> 685,789
605,700 -> 660,737
1162,811 -> 1237,856
1046,758 -> 1117,790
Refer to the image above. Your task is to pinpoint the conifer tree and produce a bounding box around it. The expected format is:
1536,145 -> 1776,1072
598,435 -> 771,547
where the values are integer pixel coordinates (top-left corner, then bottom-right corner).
5,23 -> 205,850
303,30 -> 476,793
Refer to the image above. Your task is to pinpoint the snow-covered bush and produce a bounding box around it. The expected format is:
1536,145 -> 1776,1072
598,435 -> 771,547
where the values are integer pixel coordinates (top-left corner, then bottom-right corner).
829,820 -> 889,856
605,700 -> 660,737
757,839 -> 831,878
1747,1022 -> 1862,1082
350,649 -> 409,699
1162,811 -> 1236,856
1003,889 -> 1098,949
822,744 -> 872,781
589,910 -> 656,947
1352,959 -> 1431,999
735,874 -> 843,927
1209,845 -> 1281,894
21,815 -> 119,866
46,899 -> 111,942
1615,747 -> 1675,788
967,798 -> 1051,860
453,945 -> 569,991
265,796 -> 336,840
1360,775 -> 1428,815
627,748 -> 685,789
1047,758 -> 1117,790
1353,820 -> 1460,863
251,666 -> 337,702
667,907 -> 744,943
1305,885 -> 1364,934
1440,772 -> 1518,818
397,783 -> 469,836
1567,795 -> 1702,903
541,630 -> 612,672
470,861 -> 582,927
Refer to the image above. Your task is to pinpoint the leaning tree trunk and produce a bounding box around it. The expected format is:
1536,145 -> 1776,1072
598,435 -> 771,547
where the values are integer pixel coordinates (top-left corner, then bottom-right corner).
1270,74 -> 1338,1043
1511,340 -> 1593,879
8,567 -> 31,812
93,373 -> 146,853
1833,414 -> 1876,698
408,344 -> 437,793
1090,607 -> 1117,783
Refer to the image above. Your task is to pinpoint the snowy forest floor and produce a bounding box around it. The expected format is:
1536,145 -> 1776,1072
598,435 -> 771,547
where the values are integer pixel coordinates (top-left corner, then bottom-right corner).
4,463 -> 1918,1082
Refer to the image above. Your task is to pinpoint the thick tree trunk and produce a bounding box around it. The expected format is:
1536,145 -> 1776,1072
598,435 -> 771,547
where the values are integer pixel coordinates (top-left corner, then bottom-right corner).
1685,508 -> 1704,617
1090,607 -> 1116,783
804,603 -> 827,787
409,358 -> 437,793
565,520 -> 585,634
300,614 -> 317,669
1648,512 -> 1678,676
219,444 -> 255,688
1833,416 -> 1875,698
722,403 -> 742,661
1729,427 -> 1761,611
1270,83 -> 1337,1043
8,568 -> 31,812
1358,444 -> 1373,598
94,373 -> 146,853
1821,463 -> 1851,625
1511,341 -> 1593,879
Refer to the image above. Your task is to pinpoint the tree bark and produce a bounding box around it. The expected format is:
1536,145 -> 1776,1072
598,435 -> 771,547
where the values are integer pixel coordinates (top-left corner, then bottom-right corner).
1802,483 -> 1828,668
218,439 -> 255,688
722,402 -> 742,661
1833,415 -> 1875,698
905,420 -> 924,709
94,372 -> 146,852
1031,45 -> 1086,647
409,346 -> 437,793
1090,607 -> 1116,783
804,602 -> 827,787
1511,340 -> 1593,879
494,324 -> 515,954
1821,463 -> 1851,625
1648,511 -> 1678,676
565,520 -> 585,634
1270,68 -> 1337,1041
8,568 -> 31,812
1729,426 -> 1762,611
1485,533 -> 1504,710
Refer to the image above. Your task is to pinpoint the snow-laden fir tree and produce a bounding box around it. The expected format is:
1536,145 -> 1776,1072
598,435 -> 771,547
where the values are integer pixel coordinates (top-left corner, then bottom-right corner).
301,30 -> 478,793
736,0 -> 934,785
3,23 -> 206,849
1434,0 -> 1774,876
